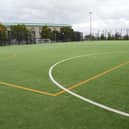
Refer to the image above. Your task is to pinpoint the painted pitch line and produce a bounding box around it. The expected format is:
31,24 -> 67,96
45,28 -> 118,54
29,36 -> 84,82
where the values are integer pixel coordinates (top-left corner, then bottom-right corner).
0,81 -> 55,96
54,60 -> 129,96
1,57 -> 128,97
0,54 -> 94,97
0,52 -> 128,98
49,54 -> 129,117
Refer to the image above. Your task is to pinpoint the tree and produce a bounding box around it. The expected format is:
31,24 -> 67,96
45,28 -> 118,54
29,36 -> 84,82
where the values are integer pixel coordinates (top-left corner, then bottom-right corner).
0,24 -> 7,45
40,26 -> 52,39
123,34 -> 129,40
100,33 -> 106,40
123,29 -> 129,40
114,32 -> 121,40
10,24 -> 30,44
40,26 -> 82,42
60,27 -> 74,42
107,32 -> 112,40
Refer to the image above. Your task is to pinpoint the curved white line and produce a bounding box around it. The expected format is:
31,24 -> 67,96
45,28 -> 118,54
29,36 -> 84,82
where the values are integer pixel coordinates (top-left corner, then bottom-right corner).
49,52 -> 129,117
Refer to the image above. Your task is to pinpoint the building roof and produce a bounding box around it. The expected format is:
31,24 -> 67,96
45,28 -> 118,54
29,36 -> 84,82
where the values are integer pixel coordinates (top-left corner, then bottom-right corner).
3,22 -> 71,27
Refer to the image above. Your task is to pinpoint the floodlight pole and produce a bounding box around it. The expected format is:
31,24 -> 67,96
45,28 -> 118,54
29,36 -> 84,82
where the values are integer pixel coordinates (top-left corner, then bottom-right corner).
89,11 -> 93,40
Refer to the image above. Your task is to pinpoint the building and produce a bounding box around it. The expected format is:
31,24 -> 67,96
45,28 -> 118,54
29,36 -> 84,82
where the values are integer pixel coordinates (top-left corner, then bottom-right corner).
3,23 -> 72,43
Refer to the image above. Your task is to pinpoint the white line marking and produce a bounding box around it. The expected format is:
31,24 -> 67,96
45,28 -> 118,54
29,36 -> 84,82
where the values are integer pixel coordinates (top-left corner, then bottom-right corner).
49,52 -> 129,117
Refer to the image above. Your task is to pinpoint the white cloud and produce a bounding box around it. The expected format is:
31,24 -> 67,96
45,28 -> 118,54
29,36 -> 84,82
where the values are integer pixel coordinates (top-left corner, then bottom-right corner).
0,0 -> 129,33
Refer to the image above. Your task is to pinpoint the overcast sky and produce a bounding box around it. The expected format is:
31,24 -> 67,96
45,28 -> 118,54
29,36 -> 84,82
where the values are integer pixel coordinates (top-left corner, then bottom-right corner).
0,0 -> 129,34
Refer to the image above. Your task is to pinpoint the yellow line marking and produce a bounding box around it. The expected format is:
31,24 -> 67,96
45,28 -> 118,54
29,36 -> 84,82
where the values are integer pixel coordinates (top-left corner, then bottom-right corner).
54,60 -> 129,96
0,60 -> 129,97
0,81 -> 56,96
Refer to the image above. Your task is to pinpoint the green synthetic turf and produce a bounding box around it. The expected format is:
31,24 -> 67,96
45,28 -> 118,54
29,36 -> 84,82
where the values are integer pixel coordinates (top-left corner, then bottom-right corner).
0,41 -> 129,129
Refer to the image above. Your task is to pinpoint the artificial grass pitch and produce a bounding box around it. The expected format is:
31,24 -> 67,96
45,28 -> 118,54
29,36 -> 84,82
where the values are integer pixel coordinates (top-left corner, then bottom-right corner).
0,41 -> 129,129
